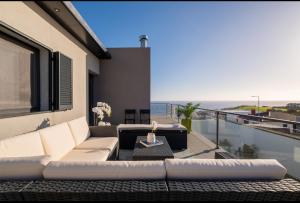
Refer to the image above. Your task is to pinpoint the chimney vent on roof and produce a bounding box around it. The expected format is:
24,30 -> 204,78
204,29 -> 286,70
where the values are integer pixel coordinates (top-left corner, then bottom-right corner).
139,35 -> 148,48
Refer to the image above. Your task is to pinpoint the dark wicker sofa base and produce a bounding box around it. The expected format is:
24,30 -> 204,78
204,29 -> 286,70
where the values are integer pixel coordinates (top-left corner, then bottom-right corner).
2,179 -> 300,201
21,180 -> 168,201
0,179 -> 300,201
0,180 -> 31,201
168,179 -> 300,201
0,180 -> 168,201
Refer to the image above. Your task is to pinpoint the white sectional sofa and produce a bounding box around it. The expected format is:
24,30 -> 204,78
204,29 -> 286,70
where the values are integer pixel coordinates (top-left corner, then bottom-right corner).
0,116 -> 118,179
0,117 -> 297,201
0,116 -> 288,181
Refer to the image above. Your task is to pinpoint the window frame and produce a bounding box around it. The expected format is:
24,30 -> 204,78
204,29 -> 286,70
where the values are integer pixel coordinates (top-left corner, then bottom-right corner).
0,23 -> 52,119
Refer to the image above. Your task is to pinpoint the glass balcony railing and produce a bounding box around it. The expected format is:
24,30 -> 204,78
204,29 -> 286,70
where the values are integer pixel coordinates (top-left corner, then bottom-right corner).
150,102 -> 300,180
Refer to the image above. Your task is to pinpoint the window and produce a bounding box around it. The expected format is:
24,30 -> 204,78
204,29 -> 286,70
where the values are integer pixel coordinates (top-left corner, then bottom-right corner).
0,24 -> 72,118
0,31 -> 40,115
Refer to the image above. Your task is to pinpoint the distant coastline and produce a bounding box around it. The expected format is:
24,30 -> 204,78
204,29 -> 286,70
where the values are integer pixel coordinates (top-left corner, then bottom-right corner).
151,100 -> 300,110
222,105 -> 287,112
150,100 -> 300,116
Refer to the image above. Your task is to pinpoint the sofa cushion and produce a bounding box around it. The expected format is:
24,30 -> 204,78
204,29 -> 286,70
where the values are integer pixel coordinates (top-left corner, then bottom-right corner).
75,137 -> 118,152
0,132 -> 45,158
157,124 -> 186,131
39,123 -> 76,161
60,149 -> 110,162
67,116 -> 90,145
165,159 -> 287,180
117,124 -> 152,131
43,161 -> 166,180
117,124 -> 187,131
0,156 -> 51,180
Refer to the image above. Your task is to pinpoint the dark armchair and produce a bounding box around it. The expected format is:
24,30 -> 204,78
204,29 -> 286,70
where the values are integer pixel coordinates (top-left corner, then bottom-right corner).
139,109 -> 150,124
125,109 -> 136,124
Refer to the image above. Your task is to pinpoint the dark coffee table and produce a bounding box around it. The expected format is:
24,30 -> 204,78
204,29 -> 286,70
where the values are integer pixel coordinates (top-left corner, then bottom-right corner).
132,136 -> 174,160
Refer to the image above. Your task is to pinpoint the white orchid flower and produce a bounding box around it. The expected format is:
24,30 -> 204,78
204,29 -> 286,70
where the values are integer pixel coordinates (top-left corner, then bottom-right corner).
152,121 -> 158,131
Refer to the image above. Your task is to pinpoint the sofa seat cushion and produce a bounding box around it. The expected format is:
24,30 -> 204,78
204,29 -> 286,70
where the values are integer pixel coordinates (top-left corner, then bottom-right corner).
39,123 -> 76,161
67,117 -> 90,146
75,137 -> 118,152
43,161 -> 166,180
60,149 -> 110,162
0,132 -> 45,158
0,156 -> 51,180
165,159 -> 287,180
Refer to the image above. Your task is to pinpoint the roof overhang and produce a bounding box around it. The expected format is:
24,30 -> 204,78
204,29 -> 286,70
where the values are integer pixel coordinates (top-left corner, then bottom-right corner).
36,1 -> 111,59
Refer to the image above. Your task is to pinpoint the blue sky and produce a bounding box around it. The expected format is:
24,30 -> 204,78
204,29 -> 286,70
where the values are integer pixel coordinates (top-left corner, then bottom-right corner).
73,2 -> 300,101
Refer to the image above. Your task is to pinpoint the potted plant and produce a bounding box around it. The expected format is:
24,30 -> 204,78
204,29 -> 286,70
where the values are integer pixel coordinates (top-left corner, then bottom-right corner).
92,102 -> 112,126
176,102 -> 200,133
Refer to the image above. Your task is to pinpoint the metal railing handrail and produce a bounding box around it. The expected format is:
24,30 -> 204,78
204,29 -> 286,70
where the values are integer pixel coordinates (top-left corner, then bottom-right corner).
152,102 -> 300,149
163,103 -> 300,125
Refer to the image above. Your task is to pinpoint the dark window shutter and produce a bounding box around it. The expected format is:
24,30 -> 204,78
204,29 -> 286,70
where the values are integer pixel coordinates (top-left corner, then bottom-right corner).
53,52 -> 73,110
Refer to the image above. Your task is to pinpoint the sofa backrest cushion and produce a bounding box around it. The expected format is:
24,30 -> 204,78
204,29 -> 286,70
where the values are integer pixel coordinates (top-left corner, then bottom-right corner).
117,124 -> 152,131
39,123 -> 75,161
117,124 -> 187,131
67,116 -> 90,145
43,161 -> 166,180
0,132 -> 45,158
157,124 -> 186,131
0,155 -> 51,180
165,159 -> 287,180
